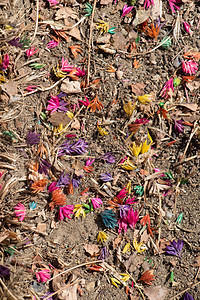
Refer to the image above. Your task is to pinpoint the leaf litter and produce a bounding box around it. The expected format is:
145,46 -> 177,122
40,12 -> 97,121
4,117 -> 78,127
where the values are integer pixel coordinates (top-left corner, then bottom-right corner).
0,0 -> 200,299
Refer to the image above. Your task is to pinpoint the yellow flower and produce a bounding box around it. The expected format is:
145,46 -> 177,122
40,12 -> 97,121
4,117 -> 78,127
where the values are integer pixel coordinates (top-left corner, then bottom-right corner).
126,181 -> 131,194
73,204 -> 86,218
133,239 -> 147,253
53,65 -> 67,78
120,273 -> 130,282
5,25 -> 13,30
120,157 -> 136,170
110,277 -> 121,288
123,101 -> 136,117
96,20 -> 109,34
53,123 -> 68,136
130,142 -> 142,157
97,231 -> 108,243
97,126 -> 109,136
138,94 -> 152,105
122,243 -> 131,254
66,111 -> 74,119
141,139 -> 151,154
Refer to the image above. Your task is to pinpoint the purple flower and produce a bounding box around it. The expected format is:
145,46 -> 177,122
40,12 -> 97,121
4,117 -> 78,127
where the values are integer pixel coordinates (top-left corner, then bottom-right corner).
71,139 -> 88,155
9,37 -> 23,47
57,172 -> 70,187
38,159 -> 51,175
160,77 -> 174,98
41,293 -> 54,300
0,265 -> 10,279
58,100 -> 68,113
98,246 -> 109,261
26,131 -> 40,145
165,239 -> 183,258
58,139 -> 88,156
173,119 -> 184,134
57,92 -> 67,98
183,292 -> 194,300
72,175 -> 81,188
119,205 -> 130,218
100,172 -> 113,182
99,152 -> 116,164
121,5 -> 134,18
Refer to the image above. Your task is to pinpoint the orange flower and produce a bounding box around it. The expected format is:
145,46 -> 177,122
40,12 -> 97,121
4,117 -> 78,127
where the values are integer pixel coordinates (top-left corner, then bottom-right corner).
53,29 -> 68,42
133,58 -> 141,69
49,189 -> 66,210
128,123 -> 141,134
67,182 -> 74,195
183,51 -> 200,61
83,165 -> 94,173
182,75 -> 196,82
69,45 -> 82,58
88,95 -> 103,112
138,270 -> 155,285
67,69 -> 79,81
145,23 -> 160,41
107,196 -> 123,209
140,213 -> 151,228
31,179 -> 48,194
37,144 -> 47,157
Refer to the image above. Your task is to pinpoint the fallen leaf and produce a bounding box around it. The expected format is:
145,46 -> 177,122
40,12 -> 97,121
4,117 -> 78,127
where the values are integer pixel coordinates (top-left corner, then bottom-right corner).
132,9 -> 149,27
194,256 -> 200,267
52,270 -> 78,300
61,79 -> 82,94
177,103 -> 198,112
48,112 -> 71,127
83,244 -> 100,256
71,118 -> 80,130
144,285 -> 169,300
124,252 -> 143,273
100,0 -> 113,4
112,32 -> 127,51
67,27 -> 82,41
113,235 -> 122,249
55,7 -> 78,22
1,81 -> 18,96
131,82 -> 146,96
36,223 -> 46,233
0,229 -> 18,243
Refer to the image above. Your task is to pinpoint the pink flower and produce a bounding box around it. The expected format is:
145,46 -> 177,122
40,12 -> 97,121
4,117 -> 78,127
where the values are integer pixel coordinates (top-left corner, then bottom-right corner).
183,21 -> 191,35
118,217 -> 128,234
48,182 -> 59,193
25,47 -> 38,57
75,67 -> 85,77
135,118 -> 149,125
144,0 -> 154,9
2,54 -> 9,71
79,95 -> 90,107
125,196 -> 137,205
182,60 -> 198,75
168,0 -> 182,13
126,208 -> 139,229
25,85 -> 37,92
61,58 -> 74,72
85,158 -> 95,166
14,203 -> 26,221
47,95 -> 60,113
47,0 -> 59,6
91,198 -> 102,209
36,269 -> 51,282
58,205 -> 74,220
117,187 -> 128,199
121,5 -> 134,18
119,156 -> 127,164
160,77 -> 174,98
47,40 -> 59,49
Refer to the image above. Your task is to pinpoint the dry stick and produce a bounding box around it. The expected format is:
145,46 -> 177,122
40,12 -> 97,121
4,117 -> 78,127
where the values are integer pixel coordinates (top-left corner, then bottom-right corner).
156,183 -> 162,245
43,279 -> 80,300
0,278 -> 19,300
87,0 -> 97,85
6,218 -> 48,236
31,0 -> 39,42
47,260 -> 103,283
170,281 -> 200,300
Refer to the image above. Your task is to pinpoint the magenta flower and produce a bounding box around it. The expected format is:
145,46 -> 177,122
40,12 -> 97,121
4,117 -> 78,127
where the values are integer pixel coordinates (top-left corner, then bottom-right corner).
182,60 -> 198,75
14,203 -> 26,221
46,40 -> 59,49
47,0 -> 59,6
25,47 -> 38,57
173,119 -> 184,134
118,217 -> 128,234
85,158 -> 95,166
183,21 -> 191,35
58,205 -> 74,220
135,118 -> 149,125
117,187 -> 128,199
160,77 -> 174,98
144,0 -> 154,9
75,67 -> 85,77
125,196 -> 137,205
126,208 -> 139,229
2,54 -> 9,71
121,5 -> 134,18
168,0 -> 182,13
91,198 -> 103,209
36,269 -> 51,283
25,85 -> 37,92
79,95 -> 90,107
61,58 -> 74,72
47,95 -> 60,113
48,182 -> 59,193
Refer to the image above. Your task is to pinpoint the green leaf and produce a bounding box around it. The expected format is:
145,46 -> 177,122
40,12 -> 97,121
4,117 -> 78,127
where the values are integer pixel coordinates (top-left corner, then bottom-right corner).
170,271 -> 174,282
29,63 -> 45,69
135,33 -> 140,44
134,185 -> 144,196
108,27 -> 116,34
161,36 -> 172,49
176,212 -> 183,224
85,2 -> 93,17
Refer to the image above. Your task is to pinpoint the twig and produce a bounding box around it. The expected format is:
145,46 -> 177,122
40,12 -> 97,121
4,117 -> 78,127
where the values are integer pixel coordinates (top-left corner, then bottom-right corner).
0,277 -> 19,300
47,260 -> 103,283
179,121 -> 198,163
87,0 -> 97,85
169,281 -> 200,299
6,218 -> 48,236
43,279 -> 80,300
31,0 -> 39,42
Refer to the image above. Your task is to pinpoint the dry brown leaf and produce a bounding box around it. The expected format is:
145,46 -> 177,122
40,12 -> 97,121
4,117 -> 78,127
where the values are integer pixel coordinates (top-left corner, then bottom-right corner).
48,112 -> 71,127
177,103 -> 198,112
144,285 -> 169,300
71,118 -> 80,130
131,82 -> 146,96
83,244 -> 100,256
100,0 -> 113,4
72,160 -> 83,171
194,256 -> 200,267
52,270 -> 78,300
124,252 -> 143,273
67,27 -> 82,41
132,9 -> 149,27
36,223 -> 47,233
0,229 -> 18,243
113,235 -> 122,249
112,32 -> 127,51
61,79 -> 82,94
55,7 -> 78,22
1,81 -> 18,96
